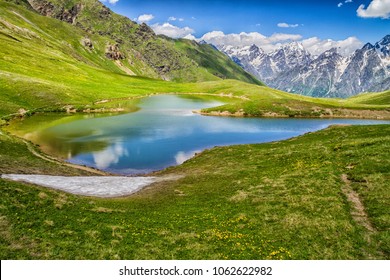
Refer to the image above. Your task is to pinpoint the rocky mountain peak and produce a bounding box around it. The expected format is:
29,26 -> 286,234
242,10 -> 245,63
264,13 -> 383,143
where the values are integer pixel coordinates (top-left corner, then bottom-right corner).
284,41 -> 305,52
362,42 -> 374,51
217,34 -> 389,98
317,48 -> 340,59
378,35 -> 390,46
375,35 -> 390,57
249,44 -> 260,53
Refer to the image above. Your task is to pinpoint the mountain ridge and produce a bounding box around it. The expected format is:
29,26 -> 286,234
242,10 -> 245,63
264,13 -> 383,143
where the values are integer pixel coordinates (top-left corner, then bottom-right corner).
218,36 -> 390,98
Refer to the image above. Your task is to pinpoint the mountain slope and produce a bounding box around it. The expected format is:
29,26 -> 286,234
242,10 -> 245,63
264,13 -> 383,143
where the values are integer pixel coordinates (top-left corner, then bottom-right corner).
175,39 -> 262,85
6,0 -> 262,84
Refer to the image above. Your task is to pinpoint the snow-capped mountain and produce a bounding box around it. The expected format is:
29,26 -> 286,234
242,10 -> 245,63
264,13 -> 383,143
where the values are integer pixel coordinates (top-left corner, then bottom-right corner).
217,35 -> 390,98
219,42 -> 312,83
273,48 -> 347,97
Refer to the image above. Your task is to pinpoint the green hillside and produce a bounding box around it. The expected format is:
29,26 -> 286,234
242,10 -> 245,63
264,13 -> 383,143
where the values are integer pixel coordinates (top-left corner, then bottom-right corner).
347,90 -> 390,106
2,0 -> 262,84
175,38 -> 262,85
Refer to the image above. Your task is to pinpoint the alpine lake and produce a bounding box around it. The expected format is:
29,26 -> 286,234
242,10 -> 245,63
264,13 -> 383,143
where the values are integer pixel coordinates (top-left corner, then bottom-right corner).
7,94 -> 390,175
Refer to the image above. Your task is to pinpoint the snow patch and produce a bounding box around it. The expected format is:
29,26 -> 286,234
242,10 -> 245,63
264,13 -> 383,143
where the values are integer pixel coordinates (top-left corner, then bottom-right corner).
1,174 -> 182,197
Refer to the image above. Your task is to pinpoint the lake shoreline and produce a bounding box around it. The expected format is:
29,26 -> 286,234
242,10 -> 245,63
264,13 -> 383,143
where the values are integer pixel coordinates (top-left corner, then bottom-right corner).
197,108 -> 390,120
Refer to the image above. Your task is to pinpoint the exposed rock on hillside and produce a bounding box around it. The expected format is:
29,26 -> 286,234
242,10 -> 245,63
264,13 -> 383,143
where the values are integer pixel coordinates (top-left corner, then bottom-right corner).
105,43 -> 125,60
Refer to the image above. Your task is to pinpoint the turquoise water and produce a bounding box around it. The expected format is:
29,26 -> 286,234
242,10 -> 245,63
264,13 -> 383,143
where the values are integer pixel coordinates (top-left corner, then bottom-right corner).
13,95 -> 390,174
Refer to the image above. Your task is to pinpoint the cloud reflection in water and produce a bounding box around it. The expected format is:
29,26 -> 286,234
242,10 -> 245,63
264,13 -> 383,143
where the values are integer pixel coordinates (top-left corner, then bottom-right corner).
93,142 -> 128,169
175,150 -> 201,164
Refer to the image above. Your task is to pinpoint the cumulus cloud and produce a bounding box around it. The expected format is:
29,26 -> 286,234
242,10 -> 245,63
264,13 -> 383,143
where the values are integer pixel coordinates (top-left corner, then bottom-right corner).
200,31 -> 302,52
137,14 -> 154,23
357,0 -> 390,18
151,23 -> 194,38
277,23 -> 299,28
300,36 -> 363,56
338,2 -> 343,7
100,0 -> 119,4
200,31 -> 362,56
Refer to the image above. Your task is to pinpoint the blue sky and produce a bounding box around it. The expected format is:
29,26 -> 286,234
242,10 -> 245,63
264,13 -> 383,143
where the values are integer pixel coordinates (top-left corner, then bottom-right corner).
100,0 -> 390,55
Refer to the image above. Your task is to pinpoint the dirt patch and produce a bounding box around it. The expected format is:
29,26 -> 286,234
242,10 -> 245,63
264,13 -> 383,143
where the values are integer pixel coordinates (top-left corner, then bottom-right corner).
341,174 -> 376,233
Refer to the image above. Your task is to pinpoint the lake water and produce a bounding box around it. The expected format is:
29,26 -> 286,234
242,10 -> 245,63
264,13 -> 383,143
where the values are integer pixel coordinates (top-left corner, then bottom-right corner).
9,95 -> 390,175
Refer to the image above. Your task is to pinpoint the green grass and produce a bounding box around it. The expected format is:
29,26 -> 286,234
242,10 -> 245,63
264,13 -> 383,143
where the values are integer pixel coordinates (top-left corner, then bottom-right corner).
1,125 -> 389,259
347,90 -> 390,105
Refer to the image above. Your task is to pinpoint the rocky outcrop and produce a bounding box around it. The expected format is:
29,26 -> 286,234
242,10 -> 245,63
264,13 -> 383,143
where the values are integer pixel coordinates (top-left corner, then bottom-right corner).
105,43 -> 125,60
27,0 -> 55,16
57,3 -> 83,24
98,5 -> 111,19
27,0 -> 83,24
82,37 -> 93,49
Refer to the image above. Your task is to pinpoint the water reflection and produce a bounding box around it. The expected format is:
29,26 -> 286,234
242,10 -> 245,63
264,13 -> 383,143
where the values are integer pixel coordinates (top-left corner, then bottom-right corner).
175,150 -> 201,165
93,142 -> 128,169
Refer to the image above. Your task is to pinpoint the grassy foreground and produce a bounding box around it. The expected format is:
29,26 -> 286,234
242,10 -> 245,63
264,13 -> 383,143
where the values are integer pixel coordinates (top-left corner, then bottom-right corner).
1,124 -> 389,259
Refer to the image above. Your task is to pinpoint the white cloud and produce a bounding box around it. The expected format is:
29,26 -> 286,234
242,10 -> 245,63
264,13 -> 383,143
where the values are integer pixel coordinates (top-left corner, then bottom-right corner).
151,23 -> 194,38
100,0 -> 119,4
338,0 -> 353,7
277,23 -> 299,28
199,31 -> 302,52
137,14 -> 154,23
300,36 -> 363,56
200,31 -> 362,56
357,0 -> 390,18
168,16 -> 184,22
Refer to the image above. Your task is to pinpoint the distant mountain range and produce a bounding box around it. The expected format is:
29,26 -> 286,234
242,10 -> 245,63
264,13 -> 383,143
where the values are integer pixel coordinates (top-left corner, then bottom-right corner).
216,35 -> 390,98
